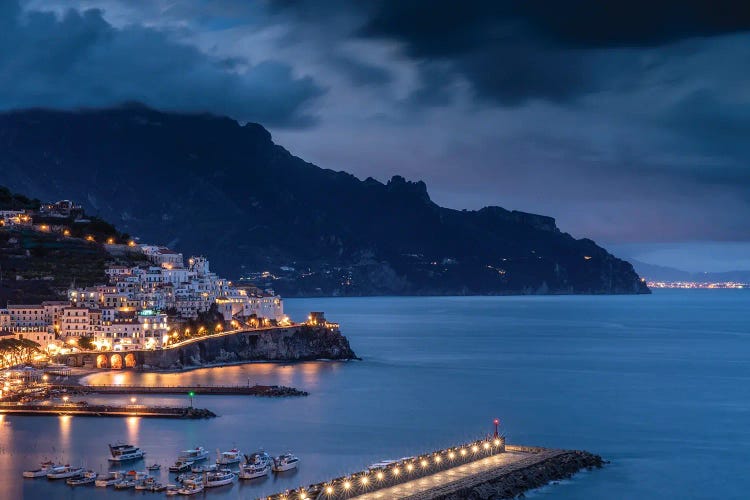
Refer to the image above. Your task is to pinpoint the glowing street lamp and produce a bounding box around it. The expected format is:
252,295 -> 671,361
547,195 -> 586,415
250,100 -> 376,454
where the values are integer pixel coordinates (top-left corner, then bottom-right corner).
62,395 -> 69,406
188,391 -> 195,408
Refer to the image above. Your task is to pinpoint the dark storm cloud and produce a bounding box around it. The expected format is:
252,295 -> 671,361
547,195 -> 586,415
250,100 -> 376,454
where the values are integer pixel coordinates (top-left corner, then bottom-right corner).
354,0 -> 750,104
0,1 -> 324,126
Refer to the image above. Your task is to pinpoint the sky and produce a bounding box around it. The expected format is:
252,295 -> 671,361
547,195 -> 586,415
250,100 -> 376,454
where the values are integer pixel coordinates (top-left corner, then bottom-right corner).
5,0 -> 750,271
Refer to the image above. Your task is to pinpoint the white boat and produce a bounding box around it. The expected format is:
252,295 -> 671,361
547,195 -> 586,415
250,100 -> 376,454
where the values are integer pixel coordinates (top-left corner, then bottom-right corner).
272,453 -> 299,472
95,471 -> 124,487
216,448 -> 242,465
368,459 -> 398,470
178,446 -> 209,462
239,460 -> 270,480
146,463 -> 161,471
177,479 -> 204,495
165,484 -> 181,496
66,470 -> 97,486
239,451 -> 272,480
204,468 -> 235,487
47,465 -> 85,479
108,443 -> 145,462
169,460 -> 194,472
23,460 -> 58,478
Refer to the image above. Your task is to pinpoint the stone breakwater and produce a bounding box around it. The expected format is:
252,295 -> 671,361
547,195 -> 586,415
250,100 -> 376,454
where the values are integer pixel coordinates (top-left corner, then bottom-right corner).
428,448 -> 604,500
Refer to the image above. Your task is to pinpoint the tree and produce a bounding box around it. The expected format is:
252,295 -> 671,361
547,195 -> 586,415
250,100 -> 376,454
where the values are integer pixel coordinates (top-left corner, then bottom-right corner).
0,338 -> 43,368
77,336 -> 95,351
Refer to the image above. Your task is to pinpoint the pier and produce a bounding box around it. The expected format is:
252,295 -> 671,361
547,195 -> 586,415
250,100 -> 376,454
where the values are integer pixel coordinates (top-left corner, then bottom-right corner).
51,383 -> 308,397
260,437 -> 602,500
0,402 -> 215,419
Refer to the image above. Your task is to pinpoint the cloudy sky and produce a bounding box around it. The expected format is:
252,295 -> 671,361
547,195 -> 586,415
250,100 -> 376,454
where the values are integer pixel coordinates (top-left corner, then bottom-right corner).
7,1 -> 750,271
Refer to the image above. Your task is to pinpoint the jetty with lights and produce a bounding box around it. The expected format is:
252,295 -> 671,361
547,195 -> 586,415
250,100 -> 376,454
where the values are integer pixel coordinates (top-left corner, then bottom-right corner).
259,420 -> 603,500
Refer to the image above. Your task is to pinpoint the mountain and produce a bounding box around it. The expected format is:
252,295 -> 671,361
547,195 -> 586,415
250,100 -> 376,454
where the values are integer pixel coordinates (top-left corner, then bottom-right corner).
0,105 -> 649,296
630,259 -> 750,283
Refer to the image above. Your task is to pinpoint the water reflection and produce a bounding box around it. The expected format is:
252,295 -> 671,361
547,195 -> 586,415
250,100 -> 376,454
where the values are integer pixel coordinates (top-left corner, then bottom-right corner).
126,416 -> 140,445
58,415 -> 71,461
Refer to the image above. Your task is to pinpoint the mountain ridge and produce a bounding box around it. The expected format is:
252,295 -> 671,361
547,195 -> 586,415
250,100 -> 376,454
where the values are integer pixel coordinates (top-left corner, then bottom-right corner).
0,105 -> 649,296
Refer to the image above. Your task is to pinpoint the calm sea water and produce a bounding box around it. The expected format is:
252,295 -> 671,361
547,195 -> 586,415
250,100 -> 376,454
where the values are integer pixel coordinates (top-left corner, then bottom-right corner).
5,290 -> 749,499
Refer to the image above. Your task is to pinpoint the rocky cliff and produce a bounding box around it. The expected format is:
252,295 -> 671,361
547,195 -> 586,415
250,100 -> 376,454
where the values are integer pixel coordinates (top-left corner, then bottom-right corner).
0,105 -> 649,296
138,326 -> 358,370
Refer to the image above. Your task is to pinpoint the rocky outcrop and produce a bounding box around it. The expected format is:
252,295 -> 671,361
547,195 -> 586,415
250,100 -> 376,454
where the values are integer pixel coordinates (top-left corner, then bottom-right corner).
138,325 -> 358,370
436,450 -> 604,500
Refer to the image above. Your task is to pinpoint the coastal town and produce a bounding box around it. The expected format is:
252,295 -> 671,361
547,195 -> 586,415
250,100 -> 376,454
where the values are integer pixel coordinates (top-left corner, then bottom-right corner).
1,199 -> 292,361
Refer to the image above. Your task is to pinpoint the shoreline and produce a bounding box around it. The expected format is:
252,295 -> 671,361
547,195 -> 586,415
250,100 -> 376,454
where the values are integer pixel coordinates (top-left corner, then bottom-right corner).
72,357 -> 360,385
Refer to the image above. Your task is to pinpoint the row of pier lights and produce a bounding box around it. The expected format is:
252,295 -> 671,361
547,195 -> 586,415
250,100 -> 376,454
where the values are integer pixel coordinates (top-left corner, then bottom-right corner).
265,420 -> 506,500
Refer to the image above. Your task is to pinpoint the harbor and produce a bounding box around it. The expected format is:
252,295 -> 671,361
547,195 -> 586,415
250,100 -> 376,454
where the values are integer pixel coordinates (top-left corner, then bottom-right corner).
18,424 -> 602,499
0,402 -> 215,419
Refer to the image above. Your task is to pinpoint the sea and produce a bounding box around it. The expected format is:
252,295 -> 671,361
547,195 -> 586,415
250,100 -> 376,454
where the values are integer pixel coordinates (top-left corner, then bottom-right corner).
4,290 -> 749,499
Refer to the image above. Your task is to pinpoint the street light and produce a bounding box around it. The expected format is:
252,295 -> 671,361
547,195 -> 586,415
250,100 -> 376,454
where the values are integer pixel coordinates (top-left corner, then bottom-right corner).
188,391 -> 195,408
62,395 -> 69,406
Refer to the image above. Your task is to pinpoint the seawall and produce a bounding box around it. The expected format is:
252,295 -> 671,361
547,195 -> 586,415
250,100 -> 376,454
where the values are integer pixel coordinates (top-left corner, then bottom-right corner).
60,325 -> 358,370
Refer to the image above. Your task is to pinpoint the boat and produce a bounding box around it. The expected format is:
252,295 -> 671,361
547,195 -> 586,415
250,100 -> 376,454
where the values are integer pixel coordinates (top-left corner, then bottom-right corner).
146,463 -> 161,471
165,484 -> 181,496
135,476 -> 156,490
204,468 -> 235,487
95,471 -> 124,487
239,451 -> 272,480
47,465 -> 85,479
66,470 -> 97,486
368,459 -> 398,470
114,479 -> 135,489
192,463 -> 217,473
216,448 -> 242,465
23,460 -> 58,478
272,453 -> 300,472
178,446 -> 209,462
169,460 -> 194,472
108,443 -> 145,462
149,482 -> 167,492
177,478 -> 204,495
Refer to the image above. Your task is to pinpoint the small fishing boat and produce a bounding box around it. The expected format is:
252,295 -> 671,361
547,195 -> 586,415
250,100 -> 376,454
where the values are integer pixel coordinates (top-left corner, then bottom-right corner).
177,478 -> 204,495
216,448 -> 242,465
169,460 -> 194,472
178,446 -> 209,462
47,465 -> 85,480
95,471 -> 124,487
66,470 -> 97,486
148,482 -> 167,492
272,453 -> 300,472
146,463 -> 161,471
23,460 -> 58,478
165,484 -> 181,496
108,443 -> 145,463
204,468 -> 235,487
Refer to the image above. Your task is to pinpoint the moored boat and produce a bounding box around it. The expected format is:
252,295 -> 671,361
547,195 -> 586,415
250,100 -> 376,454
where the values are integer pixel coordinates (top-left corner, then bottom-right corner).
108,443 -> 145,463
114,479 -> 135,489
66,470 -> 96,486
216,448 -> 242,465
177,478 -> 204,495
239,451 -> 272,480
272,453 -> 299,472
191,463 -> 217,474
47,465 -> 85,480
204,468 -> 235,487
169,460 -> 194,472
178,446 -> 209,462
147,463 -> 161,471
95,471 -> 124,487
23,460 -> 58,478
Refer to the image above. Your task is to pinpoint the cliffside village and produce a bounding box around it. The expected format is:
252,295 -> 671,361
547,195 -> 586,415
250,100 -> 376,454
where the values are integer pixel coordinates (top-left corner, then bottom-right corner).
0,201 -> 288,354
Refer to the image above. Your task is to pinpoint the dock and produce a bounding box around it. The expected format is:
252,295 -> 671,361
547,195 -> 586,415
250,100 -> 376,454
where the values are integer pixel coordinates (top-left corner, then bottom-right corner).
51,383 -> 308,397
0,402 -> 215,419
260,440 -> 602,500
